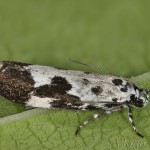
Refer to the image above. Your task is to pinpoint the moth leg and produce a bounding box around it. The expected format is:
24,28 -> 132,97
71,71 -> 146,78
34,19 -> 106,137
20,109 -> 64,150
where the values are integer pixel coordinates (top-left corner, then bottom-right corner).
75,106 -> 122,135
127,105 -> 144,138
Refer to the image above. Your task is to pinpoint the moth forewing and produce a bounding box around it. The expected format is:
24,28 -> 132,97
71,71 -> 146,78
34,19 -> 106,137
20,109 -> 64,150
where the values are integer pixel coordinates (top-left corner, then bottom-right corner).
0,61 -> 148,137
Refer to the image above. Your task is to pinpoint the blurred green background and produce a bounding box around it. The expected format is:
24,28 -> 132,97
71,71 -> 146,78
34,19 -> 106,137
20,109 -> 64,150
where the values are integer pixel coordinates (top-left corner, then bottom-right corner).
0,0 -> 150,150
0,0 -> 150,76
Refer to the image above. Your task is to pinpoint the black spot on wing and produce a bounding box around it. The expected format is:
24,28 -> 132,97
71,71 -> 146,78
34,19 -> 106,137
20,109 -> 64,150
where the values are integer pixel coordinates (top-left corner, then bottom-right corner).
120,82 -> 131,92
104,103 -> 120,108
82,78 -> 90,85
49,94 -> 83,109
35,85 -> 52,97
86,105 -> 99,110
91,86 -> 103,95
112,79 -> 123,86
51,76 -> 72,94
50,99 -> 101,110
112,98 -> 118,102
120,87 -> 128,92
35,76 -> 72,96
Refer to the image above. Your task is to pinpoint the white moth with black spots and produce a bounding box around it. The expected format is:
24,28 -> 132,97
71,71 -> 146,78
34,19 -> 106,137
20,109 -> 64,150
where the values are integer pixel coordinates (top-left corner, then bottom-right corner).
0,61 -> 149,137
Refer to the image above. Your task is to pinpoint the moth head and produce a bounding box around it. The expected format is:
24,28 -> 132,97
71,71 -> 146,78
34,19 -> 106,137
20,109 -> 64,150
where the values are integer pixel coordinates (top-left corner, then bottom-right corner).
139,89 -> 149,107
130,88 -> 149,108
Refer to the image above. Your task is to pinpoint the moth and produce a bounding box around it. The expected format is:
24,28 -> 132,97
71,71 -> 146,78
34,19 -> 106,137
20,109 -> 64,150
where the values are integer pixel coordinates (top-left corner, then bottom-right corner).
0,61 -> 149,137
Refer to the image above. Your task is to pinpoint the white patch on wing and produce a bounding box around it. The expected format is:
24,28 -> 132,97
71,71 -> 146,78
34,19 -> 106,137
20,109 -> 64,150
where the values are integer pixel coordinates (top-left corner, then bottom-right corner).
26,96 -> 55,108
24,65 -> 57,87
67,79 -> 97,102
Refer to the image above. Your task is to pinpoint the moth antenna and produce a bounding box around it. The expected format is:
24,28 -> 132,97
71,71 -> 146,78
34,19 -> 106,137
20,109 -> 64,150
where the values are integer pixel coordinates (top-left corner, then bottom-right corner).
69,58 -> 113,75
69,58 -> 103,71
